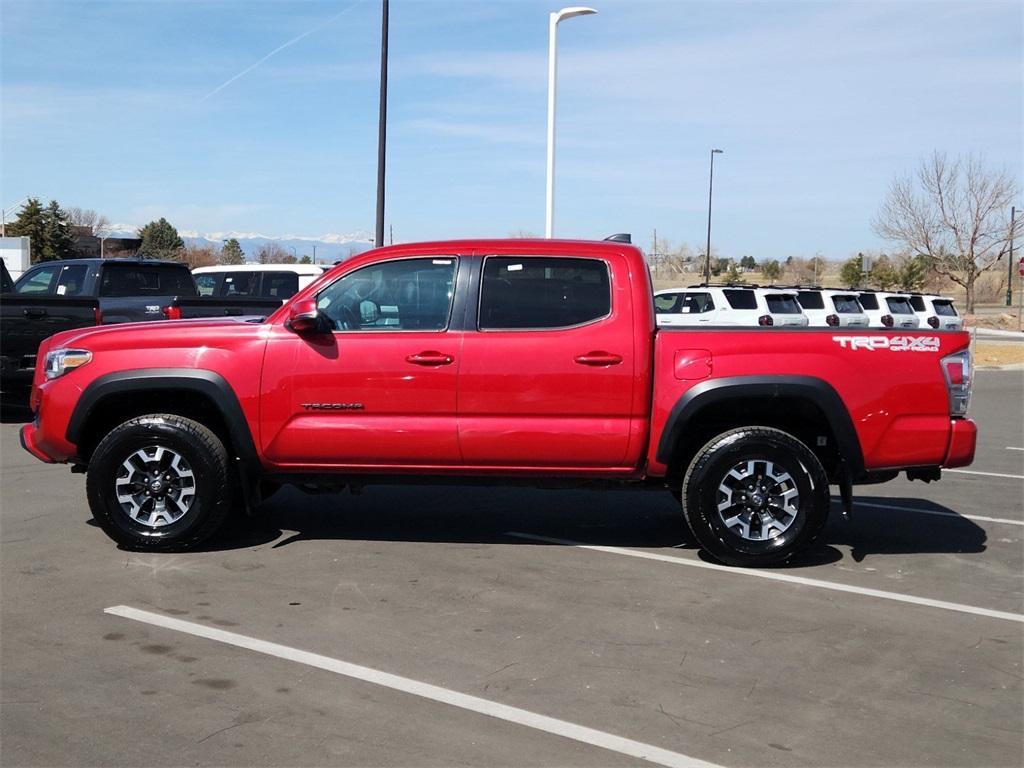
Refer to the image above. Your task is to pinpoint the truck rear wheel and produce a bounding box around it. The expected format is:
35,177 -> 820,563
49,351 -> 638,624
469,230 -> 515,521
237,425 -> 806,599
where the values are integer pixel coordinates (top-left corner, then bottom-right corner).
681,427 -> 829,567
86,414 -> 232,551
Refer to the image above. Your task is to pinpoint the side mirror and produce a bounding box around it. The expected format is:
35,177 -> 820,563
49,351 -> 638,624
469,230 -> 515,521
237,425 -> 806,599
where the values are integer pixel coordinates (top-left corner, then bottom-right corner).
359,299 -> 380,325
286,298 -> 324,334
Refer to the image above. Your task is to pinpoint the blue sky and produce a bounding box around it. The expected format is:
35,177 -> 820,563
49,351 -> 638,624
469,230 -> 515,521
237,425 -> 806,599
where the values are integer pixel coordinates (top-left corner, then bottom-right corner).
1,0 -> 1021,260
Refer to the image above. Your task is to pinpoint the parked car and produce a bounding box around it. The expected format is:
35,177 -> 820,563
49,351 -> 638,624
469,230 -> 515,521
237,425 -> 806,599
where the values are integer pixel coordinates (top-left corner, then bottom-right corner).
654,286 -> 808,327
794,289 -> 870,328
857,291 -> 921,329
192,264 -> 328,301
2,258 -> 280,390
22,238 -> 975,567
909,294 -> 963,330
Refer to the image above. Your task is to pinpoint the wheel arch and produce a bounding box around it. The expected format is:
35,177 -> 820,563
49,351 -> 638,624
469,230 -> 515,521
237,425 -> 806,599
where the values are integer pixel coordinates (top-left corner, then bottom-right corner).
67,369 -> 261,507
656,375 -> 865,484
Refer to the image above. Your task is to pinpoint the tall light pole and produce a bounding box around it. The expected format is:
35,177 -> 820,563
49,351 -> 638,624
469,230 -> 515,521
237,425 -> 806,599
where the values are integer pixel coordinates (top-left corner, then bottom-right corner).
703,148 -> 723,284
545,6 -> 597,239
375,0 -> 389,248
1007,205 -> 1015,307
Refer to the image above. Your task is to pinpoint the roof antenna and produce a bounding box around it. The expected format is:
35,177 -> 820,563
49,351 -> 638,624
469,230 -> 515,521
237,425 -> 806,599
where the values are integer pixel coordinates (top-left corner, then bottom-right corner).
604,233 -> 631,243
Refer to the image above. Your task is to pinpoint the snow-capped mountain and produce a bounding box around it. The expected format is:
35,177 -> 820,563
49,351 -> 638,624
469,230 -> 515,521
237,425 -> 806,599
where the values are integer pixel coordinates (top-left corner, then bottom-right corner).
101,225 -> 374,263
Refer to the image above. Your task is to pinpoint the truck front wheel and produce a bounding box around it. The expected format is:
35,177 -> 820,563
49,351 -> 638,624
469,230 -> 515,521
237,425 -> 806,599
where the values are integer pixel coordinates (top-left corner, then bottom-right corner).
86,414 -> 232,551
681,427 -> 829,567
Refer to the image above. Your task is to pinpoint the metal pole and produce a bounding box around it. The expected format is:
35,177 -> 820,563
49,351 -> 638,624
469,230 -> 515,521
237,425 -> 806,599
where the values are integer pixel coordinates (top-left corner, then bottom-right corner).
374,0 -> 389,248
704,149 -> 722,284
1007,206 -> 1015,307
544,12 -> 558,239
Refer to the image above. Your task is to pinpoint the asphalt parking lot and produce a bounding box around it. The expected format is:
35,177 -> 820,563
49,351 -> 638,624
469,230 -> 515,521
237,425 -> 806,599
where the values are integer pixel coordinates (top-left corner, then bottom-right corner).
1,371 -> 1021,768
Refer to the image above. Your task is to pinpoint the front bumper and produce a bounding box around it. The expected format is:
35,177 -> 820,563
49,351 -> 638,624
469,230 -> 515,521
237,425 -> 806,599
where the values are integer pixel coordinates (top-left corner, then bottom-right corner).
20,422 -> 56,464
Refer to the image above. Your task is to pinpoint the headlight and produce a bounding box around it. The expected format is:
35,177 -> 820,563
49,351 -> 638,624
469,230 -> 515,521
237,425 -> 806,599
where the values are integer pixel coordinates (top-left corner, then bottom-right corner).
44,349 -> 92,380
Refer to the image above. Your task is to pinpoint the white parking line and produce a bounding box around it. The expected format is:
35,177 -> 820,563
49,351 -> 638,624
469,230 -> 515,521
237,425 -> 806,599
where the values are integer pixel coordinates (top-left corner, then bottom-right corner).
1006,447 -> 1024,452
505,533 -> 1024,624
946,469 -> 1024,480
104,605 -> 722,768
852,500 -> 1023,527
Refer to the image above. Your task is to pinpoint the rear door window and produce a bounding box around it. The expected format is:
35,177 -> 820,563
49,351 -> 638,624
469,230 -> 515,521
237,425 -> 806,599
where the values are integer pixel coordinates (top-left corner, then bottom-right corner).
194,274 -> 219,296
932,299 -> 958,317
479,257 -> 610,330
219,272 -> 261,296
54,264 -> 89,296
654,294 -> 681,314
765,294 -> 802,314
99,264 -> 196,296
723,289 -> 757,310
885,297 -> 915,315
796,291 -> 824,310
831,295 -> 863,314
681,292 -> 714,313
858,293 -> 879,310
262,272 -> 300,299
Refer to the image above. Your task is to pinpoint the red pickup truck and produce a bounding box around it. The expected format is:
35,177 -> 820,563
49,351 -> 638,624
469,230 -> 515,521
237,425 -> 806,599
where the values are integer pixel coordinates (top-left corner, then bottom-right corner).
20,239 -> 976,566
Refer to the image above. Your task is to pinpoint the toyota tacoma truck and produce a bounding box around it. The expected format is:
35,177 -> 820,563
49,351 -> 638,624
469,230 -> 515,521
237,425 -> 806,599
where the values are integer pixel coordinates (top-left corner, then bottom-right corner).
19,239 -> 976,566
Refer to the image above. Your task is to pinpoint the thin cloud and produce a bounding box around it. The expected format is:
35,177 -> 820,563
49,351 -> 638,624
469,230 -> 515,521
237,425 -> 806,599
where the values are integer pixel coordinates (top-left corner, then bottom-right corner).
200,1 -> 362,103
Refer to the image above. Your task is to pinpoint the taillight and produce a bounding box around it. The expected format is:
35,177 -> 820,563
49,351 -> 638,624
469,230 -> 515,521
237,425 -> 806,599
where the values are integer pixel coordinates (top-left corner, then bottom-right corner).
825,314 -> 840,327
94,307 -> 103,325
881,314 -> 894,328
941,350 -> 972,417
758,315 -> 774,326
162,305 -> 182,320
927,316 -> 939,329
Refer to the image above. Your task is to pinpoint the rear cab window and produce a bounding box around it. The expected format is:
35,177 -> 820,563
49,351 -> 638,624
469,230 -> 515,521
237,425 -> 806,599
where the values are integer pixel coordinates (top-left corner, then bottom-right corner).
99,264 -> 197,297
479,257 -> 610,329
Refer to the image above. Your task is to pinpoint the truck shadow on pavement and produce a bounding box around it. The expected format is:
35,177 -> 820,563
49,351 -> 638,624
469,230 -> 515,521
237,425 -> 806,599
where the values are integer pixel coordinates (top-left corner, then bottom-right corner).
204,485 -> 987,568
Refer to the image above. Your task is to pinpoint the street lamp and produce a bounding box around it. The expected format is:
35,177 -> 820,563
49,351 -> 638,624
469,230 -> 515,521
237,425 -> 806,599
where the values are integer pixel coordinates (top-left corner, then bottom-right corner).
703,148 -> 723,284
375,0 -> 389,248
545,6 -> 597,238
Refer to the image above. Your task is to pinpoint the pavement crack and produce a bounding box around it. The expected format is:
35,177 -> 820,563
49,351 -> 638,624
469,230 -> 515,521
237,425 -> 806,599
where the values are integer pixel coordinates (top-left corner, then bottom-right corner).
484,662 -> 520,678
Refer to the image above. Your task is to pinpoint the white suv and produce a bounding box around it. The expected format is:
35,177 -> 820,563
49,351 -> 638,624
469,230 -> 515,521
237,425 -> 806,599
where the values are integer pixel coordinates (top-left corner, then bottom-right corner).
654,286 -> 808,327
192,263 -> 328,300
794,289 -> 869,328
857,291 -> 921,329
908,294 -> 962,330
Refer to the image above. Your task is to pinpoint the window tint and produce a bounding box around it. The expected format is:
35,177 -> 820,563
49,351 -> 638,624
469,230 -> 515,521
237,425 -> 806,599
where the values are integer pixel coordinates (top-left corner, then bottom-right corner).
796,291 -> 824,310
858,293 -> 879,310
194,274 -> 218,296
681,292 -> 714,313
932,299 -> 957,317
55,264 -> 89,296
723,289 -> 757,310
15,265 -> 60,294
765,294 -> 802,314
262,272 -> 299,299
885,297 -> 914,314
479,257 -> 610,330
99,264 -> 196,297
218,272 -> 260,297
832,295 -> 863,314
317,257 -> 456,331
654,294 -> 681,314
909,296 -> 926,312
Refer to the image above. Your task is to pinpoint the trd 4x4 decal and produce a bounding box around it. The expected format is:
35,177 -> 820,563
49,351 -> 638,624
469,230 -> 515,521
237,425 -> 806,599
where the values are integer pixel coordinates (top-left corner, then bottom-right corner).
832,335 -> 941,352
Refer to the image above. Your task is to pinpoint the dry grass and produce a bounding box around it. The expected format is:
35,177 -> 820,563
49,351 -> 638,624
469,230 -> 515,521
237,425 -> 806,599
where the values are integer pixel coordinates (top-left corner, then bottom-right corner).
973,341 -> 1024,367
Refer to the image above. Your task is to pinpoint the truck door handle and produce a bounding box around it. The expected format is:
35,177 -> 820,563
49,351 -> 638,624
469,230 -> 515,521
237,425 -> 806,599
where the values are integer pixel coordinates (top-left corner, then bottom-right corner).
23,308 -> 47,319
574,351 -> 622,366
406,351 -> 454,366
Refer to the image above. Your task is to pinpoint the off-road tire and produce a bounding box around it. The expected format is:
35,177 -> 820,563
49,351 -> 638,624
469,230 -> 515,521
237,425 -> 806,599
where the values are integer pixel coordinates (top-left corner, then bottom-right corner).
681,426 -> 829,567
86,414 -> 232,551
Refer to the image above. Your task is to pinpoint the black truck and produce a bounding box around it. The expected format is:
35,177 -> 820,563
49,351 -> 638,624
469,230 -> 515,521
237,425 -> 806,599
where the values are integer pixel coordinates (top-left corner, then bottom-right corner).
1,258 -> 281,390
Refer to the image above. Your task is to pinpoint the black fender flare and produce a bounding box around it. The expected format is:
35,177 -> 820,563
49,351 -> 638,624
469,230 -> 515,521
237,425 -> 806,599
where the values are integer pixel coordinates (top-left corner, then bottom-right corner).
654,375 -> 865,477
66,368 -> 262,507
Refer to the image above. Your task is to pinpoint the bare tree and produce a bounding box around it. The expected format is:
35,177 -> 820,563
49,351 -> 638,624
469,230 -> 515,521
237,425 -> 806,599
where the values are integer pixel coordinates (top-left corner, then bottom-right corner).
180,244 -> 220,269
254,242 -> 296,264
873,152 -> 1022,312
65,207 -> 111,236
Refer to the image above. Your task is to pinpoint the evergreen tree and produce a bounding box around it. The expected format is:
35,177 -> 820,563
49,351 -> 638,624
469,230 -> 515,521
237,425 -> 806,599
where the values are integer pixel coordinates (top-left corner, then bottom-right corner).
896,254 -> 930,292
137,218 -> 184,260
840,253 -> 866,288
39,200 -> 77,261
6,198 -> 47,262
868,254 -> 898,290
220,238 -> 246,265
761,260 -> 782,283
723,262 -> 745,284
299,254 -> 312,264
